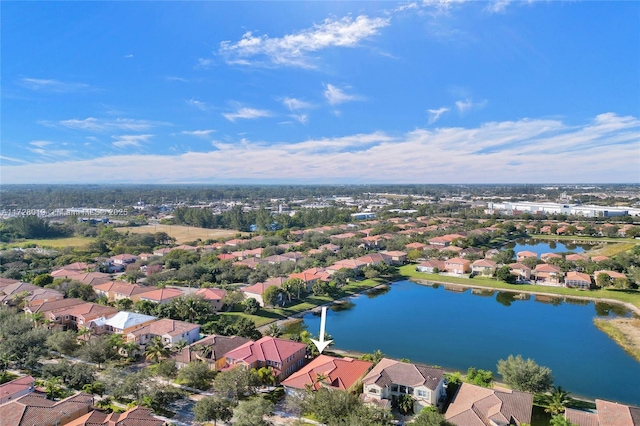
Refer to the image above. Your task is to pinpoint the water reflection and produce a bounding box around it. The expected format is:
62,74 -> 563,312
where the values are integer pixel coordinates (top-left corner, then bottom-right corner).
330,300 -> 355,311
594,301 -> 632,318
365,285 -> 390,299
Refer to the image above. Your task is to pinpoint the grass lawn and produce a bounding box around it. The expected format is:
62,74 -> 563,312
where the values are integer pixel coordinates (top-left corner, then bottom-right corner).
115,224 -> 244,243
587,242 -> 637,257
6,236 -> 96,249
398,265 -> 640,310
219,310 -> 283,327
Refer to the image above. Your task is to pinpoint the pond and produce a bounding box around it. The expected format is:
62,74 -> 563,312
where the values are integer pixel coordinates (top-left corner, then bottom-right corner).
503,238 -> 593,256
300,280 -> 640,406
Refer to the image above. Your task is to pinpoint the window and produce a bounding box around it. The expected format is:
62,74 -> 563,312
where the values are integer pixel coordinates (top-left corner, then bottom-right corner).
417,389 -> 429,398
391,385 -> 398,392
369,388 -> 378,394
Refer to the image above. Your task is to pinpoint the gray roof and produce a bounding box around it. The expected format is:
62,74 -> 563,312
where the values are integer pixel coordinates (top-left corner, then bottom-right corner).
362,358 -> 444,390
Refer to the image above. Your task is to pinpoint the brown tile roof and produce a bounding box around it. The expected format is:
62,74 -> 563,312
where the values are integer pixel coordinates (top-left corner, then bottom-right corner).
195,288 -> 226,301
72,272 -> 113,286
362,358 -> 444,391
508,263 -> 531,272
565,408 -> 598,426
173,334 -> 251,365
596,399 -> 639,426
25,298 -> 85,314
93,282 -> 155,297
281,355 -> 373,391
66,405 -> 163,426
445,383 -> 533,426
0,375 -> 34,401
131,318 -> 199,339
138,288 -> 184,302
0,392 -> 93,426
225,336 -> 306,366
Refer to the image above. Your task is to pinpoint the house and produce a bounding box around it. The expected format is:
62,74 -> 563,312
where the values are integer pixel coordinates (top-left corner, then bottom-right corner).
93,281 -> 155,303
405,242 -> 428,251
173,334 -> 251,370
224,336 -> 307,381
0,375 -> 34,405
565,399 -> 640,426
534,264 -> 564,284
326,259 -> 367,274
428,236 -> 452,247
471,259 -> 497,277
593,270 -> 628,282
0,282 -> 64,306
565,271 -> 592,290
65,406 -> 164,426
0,392 -> 93,426
516,251 -> 538,262
127,318 -> 200,348
137,288 -> 184,304
357,253 -> 392,267
591,255 -> 611,263
152,247 -> 172,257
172,244 -> 198,252
242,277 -> 287,307
381,251 -> 408,265
91,311 -> 157,335
445,382 -> 533,426
566,253 -> 589,263
318,243 -> 341,253
484,249 -> 501,260
290,268 -> 331,291
508,263 -> 532,281
194,288 -> 226,311
416,260 -> 445,273
50,268 -> 83,279
46,303 -> 118,331
24,298 -> 85,317
362,358 -> 446,413
444,257 -> 471,275
110,254 -> 138,265
460,247 -> 484,258
282,355 -> 373,394
72,272 -> 113,287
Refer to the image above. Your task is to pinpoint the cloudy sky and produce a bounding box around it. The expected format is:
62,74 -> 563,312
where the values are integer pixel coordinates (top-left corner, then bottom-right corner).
1,1 -> 639,184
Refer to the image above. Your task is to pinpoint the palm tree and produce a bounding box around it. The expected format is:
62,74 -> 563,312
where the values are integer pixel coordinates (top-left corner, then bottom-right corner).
172,339 -> 189,354
44,376 -> 63,400
396,393 -> 415,415
28,311 -> 45,327
540,386 -> 573,415
265,323 -> 283,337
191,342 -> 213,360
78,326 -> 93,342
143,336 -> 170,363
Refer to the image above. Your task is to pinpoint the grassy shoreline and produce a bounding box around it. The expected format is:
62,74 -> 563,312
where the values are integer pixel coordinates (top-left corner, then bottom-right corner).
593,317 -> 640,362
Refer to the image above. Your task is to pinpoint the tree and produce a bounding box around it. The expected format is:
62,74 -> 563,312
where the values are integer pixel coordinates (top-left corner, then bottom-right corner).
538,386 -> 573,415
176,361 -> 215,390
263,286 -> 282,307
243,297 -> 260,315
254,366 -> 276,386
396,393 -> 415,414
359,349 -> 385,365
234,397 -> 274,426
77,336 -> 118,369
214,366 -> 259,401
265,323 -> 283,337
193,395 -> 233,426
495,265 -> 516,283
143,336 -> 170,364
413,407 -> 456,426
33,273 -> 54,287
46,331 -> 79,355
550,414 -> 577,426
497,354 -> 553,393
44,376 -> 64,399
467,367 -> 493,388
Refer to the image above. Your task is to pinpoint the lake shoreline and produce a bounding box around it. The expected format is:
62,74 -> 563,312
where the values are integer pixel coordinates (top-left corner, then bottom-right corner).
410,278 -> 640,316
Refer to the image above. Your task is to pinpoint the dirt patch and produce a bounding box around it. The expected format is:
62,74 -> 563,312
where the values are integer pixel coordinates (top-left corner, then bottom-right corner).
116,224 -> 244,243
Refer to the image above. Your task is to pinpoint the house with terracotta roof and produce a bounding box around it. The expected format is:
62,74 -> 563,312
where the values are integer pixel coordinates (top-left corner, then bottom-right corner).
444,257 -> 471,275
471,259 -> 497,277
93,281 -> 155,303
24,298 -> 85,317
242,277 -> 287,307
318,243 -> 341,253
361,358 -> 446,413
594,270 -> 628,283
127,318 -> 200,348
565,271 -> 592,290
282,355 -> 372,394
0,375 -> 34,405
65,405 -> 164,426
565,399 -> 640,426
137,288 -> 184,304
508,263 -> 532,281
0,392 -> 93,426
152,247 -> 172,257
416,260 -> 445,274
172,244 -> 199,252
445,382 -> 533,426
224,336 -> 307,381
428,236 -> 452,247
46,302 -> 118,331
516,251 -> 538,262
110,254 -> 139,265
50,268 -> 83,279
195,288 -> 226,311
591,255 -> 611,263
380,250 -> 408,265
173,334 -> 251,371
534,264 -> 564,284
566,253 -> 589,263
541,252 -> 563,261
0,282 -> 64,306
289,269 -> 331,291
356,253 -> 392,267
405,242 -> 428,251
326,258 -> 367,274
72,272 -> 113,287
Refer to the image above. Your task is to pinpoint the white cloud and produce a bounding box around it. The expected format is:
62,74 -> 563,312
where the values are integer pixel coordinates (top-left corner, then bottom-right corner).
4,113 -> 638,184
124,54 -> 134,58
19,77 -> 91,93
181,129 -> 216,137
291,114 -> 309,124
0,155 -> 28,164
219,15 -> 390,68
282,97 -> 313,111
324,84 -> 360,106
52,117 -> 166,132
223,107 -> 272,122
428,107 -> 449,124
111,134 -> 153,148
29,140 -> 53,148
456,98 -> 486,113
186,98 -> 209,111
485,0 -> 511,13
196,58 -> 214,69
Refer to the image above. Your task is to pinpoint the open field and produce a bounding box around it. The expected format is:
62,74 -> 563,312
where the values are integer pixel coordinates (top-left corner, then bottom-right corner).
593,317 -> 640,362
587,242 -> 637,257
5,236 -> 96,249
399,265 -> 640,311
115,224 -> 243,243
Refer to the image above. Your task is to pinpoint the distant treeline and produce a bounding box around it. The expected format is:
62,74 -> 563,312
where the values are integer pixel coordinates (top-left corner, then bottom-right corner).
172,205 -> 354,232
0,183 -> 597,209
0,216 -> 71,241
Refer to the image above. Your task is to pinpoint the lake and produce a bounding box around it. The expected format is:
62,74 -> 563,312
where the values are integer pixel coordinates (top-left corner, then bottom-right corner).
504,238 -> 591,256
301,280 -> 640,406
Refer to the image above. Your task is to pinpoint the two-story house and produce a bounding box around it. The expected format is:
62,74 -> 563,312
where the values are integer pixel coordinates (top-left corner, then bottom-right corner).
362,358 -> 446,413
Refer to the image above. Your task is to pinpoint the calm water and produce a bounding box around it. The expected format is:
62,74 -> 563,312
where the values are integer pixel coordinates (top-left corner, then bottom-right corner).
504,239 -> 589,256
302,280 -> 640,405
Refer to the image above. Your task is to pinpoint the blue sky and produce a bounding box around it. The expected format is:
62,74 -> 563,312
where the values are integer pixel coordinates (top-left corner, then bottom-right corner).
1,0 -> 639,184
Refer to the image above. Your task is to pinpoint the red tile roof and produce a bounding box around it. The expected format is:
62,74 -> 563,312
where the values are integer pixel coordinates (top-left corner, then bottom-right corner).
0,392 -> 93,426
195,288 -> 226,301
225,336 -> 306,366
281,355 -> 372,391
139,288 -> 184,302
